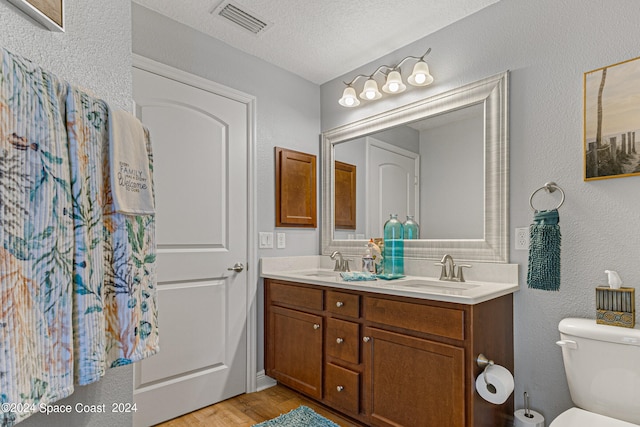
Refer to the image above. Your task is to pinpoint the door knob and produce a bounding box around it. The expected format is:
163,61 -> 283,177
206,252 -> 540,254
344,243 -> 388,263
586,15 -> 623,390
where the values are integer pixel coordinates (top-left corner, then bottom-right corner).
227,263 -> 244,273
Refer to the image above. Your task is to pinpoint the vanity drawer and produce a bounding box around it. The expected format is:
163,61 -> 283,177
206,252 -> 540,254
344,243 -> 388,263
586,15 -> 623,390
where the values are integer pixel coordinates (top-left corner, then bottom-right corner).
326,290 -> 360,318
364,297 -> 465,340
324,363 -> 360,415
268,281 -> 323,311
326,317 -> 360,364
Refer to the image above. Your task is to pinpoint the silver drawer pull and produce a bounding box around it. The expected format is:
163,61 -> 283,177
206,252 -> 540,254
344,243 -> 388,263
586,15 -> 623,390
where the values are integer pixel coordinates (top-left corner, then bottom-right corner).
336,337 -> 344,344
362,336 -> 370,342
313,324 -> 320,330
336,385 -> 344,392
336,301 -> 344,307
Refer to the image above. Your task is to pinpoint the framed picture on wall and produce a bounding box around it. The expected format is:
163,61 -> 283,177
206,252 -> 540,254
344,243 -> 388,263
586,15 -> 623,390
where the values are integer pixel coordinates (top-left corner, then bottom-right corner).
8,0 -> 64,32
584,56 -> 640,181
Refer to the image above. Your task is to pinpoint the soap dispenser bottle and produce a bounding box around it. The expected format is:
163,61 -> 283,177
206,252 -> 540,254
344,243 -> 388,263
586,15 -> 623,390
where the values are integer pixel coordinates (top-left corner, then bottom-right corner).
362,242 -> 374,273
383,214 -> 404,276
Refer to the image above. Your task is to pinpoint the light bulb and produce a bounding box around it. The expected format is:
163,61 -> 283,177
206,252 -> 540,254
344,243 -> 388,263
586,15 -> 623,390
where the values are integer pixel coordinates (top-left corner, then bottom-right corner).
408,61 -> 434,87
382,70 -> 406,94
359,78 -> 381,101
338,86 -> 360,107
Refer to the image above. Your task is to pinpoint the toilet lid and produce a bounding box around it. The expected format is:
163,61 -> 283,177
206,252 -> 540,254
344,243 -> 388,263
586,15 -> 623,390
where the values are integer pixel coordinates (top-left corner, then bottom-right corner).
551,408 -> 639,427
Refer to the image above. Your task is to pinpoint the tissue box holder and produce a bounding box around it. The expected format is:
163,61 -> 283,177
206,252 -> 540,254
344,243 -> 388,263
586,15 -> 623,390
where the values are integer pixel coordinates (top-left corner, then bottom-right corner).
595,287 -> 635,328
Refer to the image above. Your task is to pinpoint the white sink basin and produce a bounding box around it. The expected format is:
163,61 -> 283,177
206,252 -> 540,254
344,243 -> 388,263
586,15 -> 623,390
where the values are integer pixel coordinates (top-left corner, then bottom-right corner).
398,279 -> 480,295
301,270 -> 340,278
401,279 -> 479,290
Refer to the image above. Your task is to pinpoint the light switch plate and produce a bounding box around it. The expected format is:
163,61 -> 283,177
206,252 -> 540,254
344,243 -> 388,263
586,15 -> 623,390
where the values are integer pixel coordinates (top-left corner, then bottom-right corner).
276,232 -> 286,249
259,232 -> 274,249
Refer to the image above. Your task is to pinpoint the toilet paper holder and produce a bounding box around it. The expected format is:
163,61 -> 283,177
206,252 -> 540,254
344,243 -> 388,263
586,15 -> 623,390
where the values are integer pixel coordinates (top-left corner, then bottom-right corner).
476,353 -> 496,392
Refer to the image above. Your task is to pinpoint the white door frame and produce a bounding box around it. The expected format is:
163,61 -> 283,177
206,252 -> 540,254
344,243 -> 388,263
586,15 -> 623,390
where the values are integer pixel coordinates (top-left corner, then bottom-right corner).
132,54 -> 259,393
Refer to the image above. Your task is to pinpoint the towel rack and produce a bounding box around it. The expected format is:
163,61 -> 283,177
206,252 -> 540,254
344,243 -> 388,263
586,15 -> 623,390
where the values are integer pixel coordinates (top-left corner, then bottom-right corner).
529,181 -> 565,211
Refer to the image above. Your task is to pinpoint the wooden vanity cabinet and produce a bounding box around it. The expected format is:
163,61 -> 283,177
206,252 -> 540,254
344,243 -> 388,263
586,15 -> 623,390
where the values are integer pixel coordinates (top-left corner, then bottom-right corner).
264,279 -> 514,427
265,281 -> 324,399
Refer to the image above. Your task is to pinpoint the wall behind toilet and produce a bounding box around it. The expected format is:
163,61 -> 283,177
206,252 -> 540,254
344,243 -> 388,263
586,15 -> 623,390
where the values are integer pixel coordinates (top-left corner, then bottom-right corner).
321,0 -> 640,421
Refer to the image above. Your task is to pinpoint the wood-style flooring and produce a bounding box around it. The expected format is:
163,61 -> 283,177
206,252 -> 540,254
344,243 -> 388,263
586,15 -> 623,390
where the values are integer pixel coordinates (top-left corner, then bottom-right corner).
155,384 -> 363,427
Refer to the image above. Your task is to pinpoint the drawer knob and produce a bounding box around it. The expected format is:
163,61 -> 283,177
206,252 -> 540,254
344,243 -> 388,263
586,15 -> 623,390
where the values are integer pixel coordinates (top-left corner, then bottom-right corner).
336,301 -> 344,307
313,324 -> 320,330
336,337 -> 344,344
336,385 -> 344,392
362,336 -> 370,342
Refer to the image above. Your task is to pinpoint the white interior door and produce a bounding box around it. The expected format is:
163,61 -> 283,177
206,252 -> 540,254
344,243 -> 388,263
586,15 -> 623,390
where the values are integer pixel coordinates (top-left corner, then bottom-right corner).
366,137 -> 420,237
132,65 -> 248,426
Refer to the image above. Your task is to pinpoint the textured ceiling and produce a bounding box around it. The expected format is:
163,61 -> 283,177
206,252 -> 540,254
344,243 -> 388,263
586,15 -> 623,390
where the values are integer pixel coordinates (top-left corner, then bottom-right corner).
132,0 -> 499,84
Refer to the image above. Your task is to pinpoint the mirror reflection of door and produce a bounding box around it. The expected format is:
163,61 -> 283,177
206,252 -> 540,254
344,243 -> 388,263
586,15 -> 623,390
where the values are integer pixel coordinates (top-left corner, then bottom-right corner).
334,161 -> 357,230
366,137 -> 420,238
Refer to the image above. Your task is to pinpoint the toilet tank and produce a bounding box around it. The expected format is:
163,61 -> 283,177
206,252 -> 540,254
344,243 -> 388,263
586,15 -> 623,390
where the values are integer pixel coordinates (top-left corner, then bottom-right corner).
557,318 -> 640,425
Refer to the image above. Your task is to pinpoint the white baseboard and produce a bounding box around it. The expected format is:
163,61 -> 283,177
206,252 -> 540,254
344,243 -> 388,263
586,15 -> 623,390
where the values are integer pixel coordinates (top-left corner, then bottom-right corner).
256,370 -> 277,391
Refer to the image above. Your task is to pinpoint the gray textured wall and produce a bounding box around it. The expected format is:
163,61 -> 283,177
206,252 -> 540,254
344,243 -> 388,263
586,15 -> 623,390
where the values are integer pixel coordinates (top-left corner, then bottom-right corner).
322,0 -> 640,421
131,3 -> 321,375
0,1 -> 134,426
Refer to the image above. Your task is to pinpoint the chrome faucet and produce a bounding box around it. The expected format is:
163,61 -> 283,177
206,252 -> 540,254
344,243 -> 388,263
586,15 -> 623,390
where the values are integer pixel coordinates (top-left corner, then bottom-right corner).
330,251 -> 351,272
436,254 -> 471,282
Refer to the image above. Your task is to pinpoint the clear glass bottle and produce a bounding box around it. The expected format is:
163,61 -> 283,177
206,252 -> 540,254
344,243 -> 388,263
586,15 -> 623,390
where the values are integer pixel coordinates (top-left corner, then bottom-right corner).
404,215 -> 420,239
383,214 -> 404,276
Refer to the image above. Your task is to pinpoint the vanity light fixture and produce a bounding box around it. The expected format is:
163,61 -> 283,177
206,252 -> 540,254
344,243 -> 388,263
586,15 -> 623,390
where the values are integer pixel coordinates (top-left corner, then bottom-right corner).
338,48 -> 433,108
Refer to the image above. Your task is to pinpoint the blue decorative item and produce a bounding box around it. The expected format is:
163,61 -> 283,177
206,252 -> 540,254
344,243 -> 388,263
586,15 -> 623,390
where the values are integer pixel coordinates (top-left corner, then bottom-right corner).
340,272 -> 377,281
527,209 -> 561,291
383,214 -> 404,276
404,215 -> 420,239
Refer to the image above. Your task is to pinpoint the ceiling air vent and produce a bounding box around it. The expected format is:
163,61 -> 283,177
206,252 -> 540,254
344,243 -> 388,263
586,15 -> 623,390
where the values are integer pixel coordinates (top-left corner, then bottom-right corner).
213,1 -> 272,35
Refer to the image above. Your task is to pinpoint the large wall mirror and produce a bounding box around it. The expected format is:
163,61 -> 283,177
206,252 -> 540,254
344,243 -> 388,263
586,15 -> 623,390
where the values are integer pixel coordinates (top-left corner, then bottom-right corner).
321,71 -> 509,263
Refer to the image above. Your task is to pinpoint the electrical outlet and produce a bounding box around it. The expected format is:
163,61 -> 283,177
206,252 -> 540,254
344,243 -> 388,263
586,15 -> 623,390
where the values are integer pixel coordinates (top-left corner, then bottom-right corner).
515,227 -> 529,250
276,232 -> 286,249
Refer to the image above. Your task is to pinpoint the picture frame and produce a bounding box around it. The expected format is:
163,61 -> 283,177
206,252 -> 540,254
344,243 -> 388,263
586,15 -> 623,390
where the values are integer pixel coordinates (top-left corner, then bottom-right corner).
8,0 -> 64,32
584,56 -> 640,181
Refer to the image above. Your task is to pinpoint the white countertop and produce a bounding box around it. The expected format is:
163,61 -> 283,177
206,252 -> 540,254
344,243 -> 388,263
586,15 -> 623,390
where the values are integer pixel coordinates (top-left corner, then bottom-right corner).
260,256 -> 519,305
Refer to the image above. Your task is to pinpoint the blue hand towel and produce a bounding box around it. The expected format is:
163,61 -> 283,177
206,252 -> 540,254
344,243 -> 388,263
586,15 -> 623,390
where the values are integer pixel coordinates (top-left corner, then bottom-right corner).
527,209 -> 561,291
340,272 -> 377,281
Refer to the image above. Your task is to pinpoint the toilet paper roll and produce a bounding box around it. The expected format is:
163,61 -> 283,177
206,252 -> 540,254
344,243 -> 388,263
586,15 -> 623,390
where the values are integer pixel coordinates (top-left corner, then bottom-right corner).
514,408 -> 545,427
475,364 -> 514,404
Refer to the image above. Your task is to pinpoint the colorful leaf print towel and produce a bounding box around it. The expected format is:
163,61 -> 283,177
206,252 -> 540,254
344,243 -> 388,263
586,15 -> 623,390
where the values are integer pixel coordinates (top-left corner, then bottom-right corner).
0,48 -> 159,426
66,86 -> 159,383
0,48 -> 75,426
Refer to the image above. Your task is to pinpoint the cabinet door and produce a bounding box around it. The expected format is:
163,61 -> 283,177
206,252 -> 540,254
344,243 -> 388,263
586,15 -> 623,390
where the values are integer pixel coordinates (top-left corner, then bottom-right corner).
363,327 -> 465,427
267,306 -> 323,399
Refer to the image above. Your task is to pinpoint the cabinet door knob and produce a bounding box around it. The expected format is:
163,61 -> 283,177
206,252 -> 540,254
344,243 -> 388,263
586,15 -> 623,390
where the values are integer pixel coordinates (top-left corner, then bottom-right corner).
362,336 -> 370,342
336,301 -> 344,307
336,385 -> 344,392
336,337 -> 344,344
313,324 -> 320,330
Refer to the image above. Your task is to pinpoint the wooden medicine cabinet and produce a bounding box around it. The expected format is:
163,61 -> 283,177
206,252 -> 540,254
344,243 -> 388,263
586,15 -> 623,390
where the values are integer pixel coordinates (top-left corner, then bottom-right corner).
275,147 -> 317,228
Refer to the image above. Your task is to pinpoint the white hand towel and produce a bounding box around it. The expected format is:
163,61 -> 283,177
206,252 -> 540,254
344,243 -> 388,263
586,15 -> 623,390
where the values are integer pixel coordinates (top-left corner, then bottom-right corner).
108,108 -> 155,214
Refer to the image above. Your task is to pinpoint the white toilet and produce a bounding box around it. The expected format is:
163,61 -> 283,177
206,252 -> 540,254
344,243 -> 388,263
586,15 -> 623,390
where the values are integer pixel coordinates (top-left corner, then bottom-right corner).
551,318 -> 640,426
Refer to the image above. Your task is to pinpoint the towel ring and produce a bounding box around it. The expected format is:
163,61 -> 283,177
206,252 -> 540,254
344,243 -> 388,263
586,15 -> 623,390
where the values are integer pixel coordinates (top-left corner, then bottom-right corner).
529,181 -> 565,211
